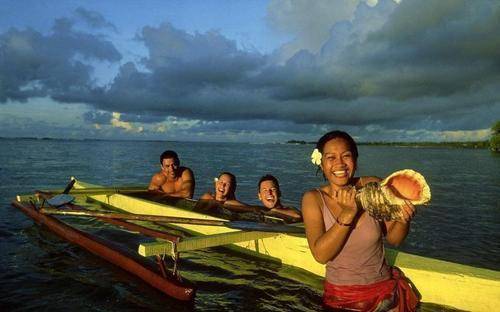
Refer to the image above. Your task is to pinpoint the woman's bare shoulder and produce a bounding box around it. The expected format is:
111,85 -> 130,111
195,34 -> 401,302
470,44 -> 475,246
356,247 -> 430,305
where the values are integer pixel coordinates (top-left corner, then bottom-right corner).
302,188 -> 321,200
301,189 -> 324,213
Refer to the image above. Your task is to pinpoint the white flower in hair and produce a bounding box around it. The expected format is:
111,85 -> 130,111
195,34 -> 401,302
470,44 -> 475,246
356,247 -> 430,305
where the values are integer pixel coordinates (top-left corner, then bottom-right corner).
311,148 -> 322,165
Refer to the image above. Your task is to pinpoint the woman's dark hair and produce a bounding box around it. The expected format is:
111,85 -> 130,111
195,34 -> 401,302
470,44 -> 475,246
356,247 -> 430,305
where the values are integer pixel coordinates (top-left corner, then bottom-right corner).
160,150 -> 180,166
316,130 -> 358,160
218,172 -> 237,193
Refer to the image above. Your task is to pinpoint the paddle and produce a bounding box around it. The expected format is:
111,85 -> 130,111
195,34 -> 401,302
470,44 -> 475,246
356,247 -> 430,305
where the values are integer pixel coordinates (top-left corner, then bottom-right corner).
48,186 -> 149,196
39,207 -> 304,234
45,179 -> 76,207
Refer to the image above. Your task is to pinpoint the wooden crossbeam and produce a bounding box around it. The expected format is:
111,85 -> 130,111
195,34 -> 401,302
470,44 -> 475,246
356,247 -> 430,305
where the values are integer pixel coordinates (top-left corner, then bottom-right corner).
138,231 -> 278,257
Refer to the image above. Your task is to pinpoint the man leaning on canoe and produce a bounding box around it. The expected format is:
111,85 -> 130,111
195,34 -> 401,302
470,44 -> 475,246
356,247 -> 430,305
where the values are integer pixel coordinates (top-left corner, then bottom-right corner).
148,150 -> 195,198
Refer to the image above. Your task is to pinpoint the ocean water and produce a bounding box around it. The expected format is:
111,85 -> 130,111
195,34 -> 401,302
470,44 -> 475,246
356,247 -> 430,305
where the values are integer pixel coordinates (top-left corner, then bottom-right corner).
0,138 -> 499,311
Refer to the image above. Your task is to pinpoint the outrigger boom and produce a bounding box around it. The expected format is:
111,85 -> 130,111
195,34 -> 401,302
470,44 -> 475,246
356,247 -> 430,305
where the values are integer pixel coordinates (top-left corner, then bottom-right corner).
11,196 -> 195,301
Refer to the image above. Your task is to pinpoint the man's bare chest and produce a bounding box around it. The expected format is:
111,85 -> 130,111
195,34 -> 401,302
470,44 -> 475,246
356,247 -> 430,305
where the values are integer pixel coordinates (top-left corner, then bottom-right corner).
160,179 -> 182,192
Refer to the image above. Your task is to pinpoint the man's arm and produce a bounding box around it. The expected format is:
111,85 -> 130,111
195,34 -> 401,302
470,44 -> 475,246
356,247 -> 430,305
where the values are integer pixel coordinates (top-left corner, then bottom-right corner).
148,173 -> 166,191
200,192 -> 215,200
267,207 -> 302,221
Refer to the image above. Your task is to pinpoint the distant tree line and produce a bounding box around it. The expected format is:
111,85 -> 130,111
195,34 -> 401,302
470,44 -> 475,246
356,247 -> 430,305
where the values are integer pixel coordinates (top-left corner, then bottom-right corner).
285,139 -> 491,148
358,141 -> 489,149
491,121 -> 500,152
287,121 -> 500,151
286,140 -> 312,144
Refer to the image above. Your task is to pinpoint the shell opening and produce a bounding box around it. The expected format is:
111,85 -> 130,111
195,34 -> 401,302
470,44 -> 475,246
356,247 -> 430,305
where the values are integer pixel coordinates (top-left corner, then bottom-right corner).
380,169 -> 431,205
386,175 -> 422,201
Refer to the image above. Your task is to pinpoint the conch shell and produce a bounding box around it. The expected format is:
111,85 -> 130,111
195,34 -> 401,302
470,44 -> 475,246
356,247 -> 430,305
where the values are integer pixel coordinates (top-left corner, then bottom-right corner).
356,169 -> 431,221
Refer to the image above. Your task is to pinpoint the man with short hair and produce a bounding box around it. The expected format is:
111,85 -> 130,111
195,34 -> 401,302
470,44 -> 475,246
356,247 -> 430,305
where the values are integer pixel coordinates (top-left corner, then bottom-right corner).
258,174 -> 302,221
148,150 -> 195,198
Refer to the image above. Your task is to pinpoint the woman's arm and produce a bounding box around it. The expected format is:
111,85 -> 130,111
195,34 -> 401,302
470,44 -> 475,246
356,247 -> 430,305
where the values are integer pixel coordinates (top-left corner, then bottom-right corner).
302,189 -> 357,264
384,202 -> 415,246
224,199 -> 247,207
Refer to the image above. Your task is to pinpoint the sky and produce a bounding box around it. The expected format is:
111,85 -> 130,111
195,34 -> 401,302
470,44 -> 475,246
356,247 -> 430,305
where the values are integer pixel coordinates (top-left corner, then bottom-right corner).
0,0 -> 498,142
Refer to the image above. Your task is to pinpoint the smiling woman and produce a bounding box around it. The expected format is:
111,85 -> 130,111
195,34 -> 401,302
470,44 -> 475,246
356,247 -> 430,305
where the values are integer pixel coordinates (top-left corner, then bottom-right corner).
302,130 -> 419,311
200,171 -> 246,207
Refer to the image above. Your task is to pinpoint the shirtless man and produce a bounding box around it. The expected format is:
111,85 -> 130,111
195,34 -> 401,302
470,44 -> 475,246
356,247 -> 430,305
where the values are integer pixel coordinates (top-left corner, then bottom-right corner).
258,174 -> 302,221
148,150 -> 195,199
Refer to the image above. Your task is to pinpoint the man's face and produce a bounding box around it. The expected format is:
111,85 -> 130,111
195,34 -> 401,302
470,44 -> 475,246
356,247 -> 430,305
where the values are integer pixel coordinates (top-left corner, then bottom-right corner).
161,158 -> 178,178
258,180 -> 280,209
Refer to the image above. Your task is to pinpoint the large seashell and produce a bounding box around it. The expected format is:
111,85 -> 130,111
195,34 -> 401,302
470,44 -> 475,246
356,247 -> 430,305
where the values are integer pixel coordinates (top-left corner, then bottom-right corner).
356,169 -> 431,221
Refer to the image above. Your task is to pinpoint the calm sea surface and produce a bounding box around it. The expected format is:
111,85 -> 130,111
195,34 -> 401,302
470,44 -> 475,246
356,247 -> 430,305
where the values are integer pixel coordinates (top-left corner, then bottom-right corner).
1,138 -> 499,311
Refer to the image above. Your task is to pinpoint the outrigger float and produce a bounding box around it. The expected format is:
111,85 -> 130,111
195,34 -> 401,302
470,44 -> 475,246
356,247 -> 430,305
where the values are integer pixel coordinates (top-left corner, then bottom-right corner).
11,178 -> 500,311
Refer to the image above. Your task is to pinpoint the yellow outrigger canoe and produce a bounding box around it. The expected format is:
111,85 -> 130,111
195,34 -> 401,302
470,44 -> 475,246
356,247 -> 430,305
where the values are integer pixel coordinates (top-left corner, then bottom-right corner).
60,178 -> 500,311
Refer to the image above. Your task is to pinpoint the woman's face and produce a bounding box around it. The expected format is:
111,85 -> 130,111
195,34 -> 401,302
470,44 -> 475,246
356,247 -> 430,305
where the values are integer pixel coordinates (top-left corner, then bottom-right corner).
215,174 -> 234,199
320,138 -> 356,188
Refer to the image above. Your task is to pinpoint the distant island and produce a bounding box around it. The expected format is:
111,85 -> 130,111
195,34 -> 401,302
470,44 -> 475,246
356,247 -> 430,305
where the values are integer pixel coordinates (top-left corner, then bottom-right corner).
286,140 -> 312,145
286,121 -> 500,152
286,140 -> 490,149
358,141 -> 489,149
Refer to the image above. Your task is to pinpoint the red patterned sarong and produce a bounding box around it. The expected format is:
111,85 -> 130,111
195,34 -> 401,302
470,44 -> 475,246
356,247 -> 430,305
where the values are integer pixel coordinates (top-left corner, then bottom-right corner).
323,267 -> 419,312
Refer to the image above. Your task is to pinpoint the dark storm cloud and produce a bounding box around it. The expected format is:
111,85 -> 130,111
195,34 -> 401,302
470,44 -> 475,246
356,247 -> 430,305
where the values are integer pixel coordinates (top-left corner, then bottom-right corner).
2,0 -> 499,137
74,7 -> 118,32
189,119 -> 319,134
0,12 -> 121,102
345,0 -> 500,99
86,0 -> 497,131
119,113 -> 165,123
82,23 -> 271,119
261,0 -> 500,101
83,109 -> 164,125
83,110 -> 112,124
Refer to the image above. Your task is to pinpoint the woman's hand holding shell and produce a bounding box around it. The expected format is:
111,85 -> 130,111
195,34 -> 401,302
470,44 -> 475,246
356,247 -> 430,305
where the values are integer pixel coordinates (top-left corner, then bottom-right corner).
398,201 -> 416,223
334,187 -> 358,223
